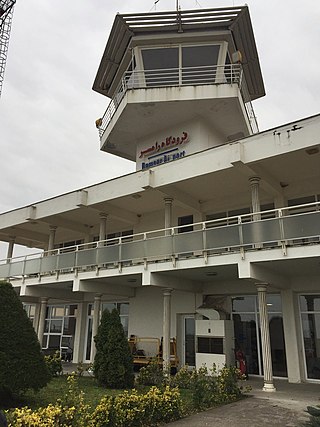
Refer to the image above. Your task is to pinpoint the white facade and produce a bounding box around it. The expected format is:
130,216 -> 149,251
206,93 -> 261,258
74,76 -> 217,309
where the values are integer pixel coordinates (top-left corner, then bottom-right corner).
0,6 -> 319,388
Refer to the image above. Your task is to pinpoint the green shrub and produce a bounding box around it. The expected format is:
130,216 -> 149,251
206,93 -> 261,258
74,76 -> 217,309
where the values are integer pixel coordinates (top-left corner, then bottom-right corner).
305,405 -> 320,426
44,351 -> 63,377
6,374 -> 91,427
7,376 -> 183,427
170,365 -> 192,389
0,281 -> 50,402
94,308 -> 134,389
91,386 -> 183,427
136,359 -> 166,387
216,365 -> 243,403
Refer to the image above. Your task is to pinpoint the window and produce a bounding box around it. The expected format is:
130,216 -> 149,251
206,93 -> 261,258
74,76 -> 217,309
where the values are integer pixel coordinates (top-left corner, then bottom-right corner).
182,45 -> 220,84
197,337 -> 223,354
23,304 -> 36,324
141,47 -> 179,86
42,304 -> 77,356
178,215 -> 193,233
140,44 -> 221,87
107,229 -> 133,245
299,295 -> 320,379
102,302 -> 129,336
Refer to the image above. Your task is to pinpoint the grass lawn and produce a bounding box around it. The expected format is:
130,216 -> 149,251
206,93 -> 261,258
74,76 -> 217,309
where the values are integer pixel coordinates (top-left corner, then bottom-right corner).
1,376 -> 121,410
1,375 -> 193,412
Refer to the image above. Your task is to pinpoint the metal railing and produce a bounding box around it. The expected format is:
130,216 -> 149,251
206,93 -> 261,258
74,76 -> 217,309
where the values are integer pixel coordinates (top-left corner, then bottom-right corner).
98,63 -> 258,137
1,202 -> 319,281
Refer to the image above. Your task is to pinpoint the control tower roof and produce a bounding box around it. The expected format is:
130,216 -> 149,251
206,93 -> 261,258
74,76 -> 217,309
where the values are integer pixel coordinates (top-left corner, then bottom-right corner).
93,6 -> 265,101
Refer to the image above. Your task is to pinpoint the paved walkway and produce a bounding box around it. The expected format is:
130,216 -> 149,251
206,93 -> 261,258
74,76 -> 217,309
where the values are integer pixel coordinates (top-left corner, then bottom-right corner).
62,364 -> 320,426
169,377 -> 320,426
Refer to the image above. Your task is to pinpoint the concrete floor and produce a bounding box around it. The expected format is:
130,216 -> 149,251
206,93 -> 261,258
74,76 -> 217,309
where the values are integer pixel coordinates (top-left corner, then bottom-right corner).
62,365 -> 320,426
169,377 -> 320,426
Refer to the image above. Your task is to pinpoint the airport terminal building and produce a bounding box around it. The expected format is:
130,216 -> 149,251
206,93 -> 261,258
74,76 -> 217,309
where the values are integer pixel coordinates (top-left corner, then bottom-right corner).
0,6 -> 319,390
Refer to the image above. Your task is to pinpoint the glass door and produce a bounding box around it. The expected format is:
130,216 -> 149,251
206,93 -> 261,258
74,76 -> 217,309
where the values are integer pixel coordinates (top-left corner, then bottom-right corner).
232,295 -> 287,377
182,315 -> 195,367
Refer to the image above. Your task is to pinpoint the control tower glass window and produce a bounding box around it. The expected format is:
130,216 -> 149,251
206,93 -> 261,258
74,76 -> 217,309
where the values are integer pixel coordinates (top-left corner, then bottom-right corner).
141,47 -> 179,86
182,45 -> 220,84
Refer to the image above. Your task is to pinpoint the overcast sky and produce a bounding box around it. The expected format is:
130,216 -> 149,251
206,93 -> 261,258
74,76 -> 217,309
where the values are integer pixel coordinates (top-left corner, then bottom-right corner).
0,0 -> 319,258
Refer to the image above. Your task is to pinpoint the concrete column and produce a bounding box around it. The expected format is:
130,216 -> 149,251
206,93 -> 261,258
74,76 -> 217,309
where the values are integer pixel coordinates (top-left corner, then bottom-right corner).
162,288 -> 172,372
90,294 -> 102,361
37,297 -> 48,345
281,289 -> 303,383
6,236 -> 15,262
164,198 -> 173,236
73,302 -> 87,363
33,302 -> 41,332
99,213 -> 108,242
249,176 -> 261,220
48,226 -> 57,252
256,284 -> 276,391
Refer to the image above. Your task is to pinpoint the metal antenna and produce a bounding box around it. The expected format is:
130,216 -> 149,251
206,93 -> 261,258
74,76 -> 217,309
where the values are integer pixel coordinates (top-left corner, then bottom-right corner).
0,0 -> 16,98
149,0 -> 160,12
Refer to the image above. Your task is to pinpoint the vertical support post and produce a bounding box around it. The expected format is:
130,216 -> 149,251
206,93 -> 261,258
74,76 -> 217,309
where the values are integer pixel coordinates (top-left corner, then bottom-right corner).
99,213 -> 108,243
164,198 -> 173,236
162,288 -> 172,373
37,297 -> 48,345
48,226 -> 57,252
256,284 -> 276,392
249,176 -> 261,221
6,236 -> 15,262
33,302 -> 41,332
90,294 -> 102,362
73,302 -> 87,363
281,289 -> 302,383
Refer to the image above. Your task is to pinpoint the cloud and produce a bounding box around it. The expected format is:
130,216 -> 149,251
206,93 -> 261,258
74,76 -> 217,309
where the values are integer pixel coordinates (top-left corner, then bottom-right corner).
0,0 -> 319,258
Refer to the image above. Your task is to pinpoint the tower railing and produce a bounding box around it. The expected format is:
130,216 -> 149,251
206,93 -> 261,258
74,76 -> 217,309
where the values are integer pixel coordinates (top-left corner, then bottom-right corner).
1,201 -> 319,281
97,63 -> 258,137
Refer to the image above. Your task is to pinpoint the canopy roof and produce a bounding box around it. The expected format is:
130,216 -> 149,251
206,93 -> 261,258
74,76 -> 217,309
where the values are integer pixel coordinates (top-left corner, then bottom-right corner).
93,6 -> 265,101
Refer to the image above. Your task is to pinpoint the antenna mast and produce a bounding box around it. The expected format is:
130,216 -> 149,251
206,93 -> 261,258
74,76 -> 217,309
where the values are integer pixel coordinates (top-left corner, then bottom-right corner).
0,0 -> 16,98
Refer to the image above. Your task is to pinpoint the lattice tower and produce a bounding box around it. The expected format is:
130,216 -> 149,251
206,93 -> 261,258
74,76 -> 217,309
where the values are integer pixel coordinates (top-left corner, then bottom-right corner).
0,0 -> 16,98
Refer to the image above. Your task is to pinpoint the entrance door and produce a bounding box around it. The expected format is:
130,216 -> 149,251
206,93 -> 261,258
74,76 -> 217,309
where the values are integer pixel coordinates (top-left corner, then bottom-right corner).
182,315 -> 195,367
232,295 -> 287,377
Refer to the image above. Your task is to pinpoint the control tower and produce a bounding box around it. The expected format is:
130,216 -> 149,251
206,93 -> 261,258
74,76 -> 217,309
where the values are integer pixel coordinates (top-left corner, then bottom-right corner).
93,6 -> 265,170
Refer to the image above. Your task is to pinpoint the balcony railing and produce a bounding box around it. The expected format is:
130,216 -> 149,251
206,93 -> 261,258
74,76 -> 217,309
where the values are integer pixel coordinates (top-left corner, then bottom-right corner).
1,202 -> 319,281
97,63 -> 259,138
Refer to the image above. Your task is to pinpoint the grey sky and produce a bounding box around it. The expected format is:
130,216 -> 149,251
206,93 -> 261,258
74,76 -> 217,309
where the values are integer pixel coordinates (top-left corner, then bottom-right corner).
0,0 -> 319,258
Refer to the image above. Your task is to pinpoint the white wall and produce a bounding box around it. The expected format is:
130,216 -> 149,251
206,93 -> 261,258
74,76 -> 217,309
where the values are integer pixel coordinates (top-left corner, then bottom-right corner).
136,117 -> 223,170
128,286 -> 199,338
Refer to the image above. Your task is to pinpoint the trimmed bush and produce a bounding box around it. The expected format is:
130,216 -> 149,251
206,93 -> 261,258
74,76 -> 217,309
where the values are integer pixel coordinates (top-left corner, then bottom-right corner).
94,308 -> 134,389
7,376 -> 183,427
44,351 -> 63,377
0,281 -> 50,401
136,359 -> 166,387
305,405 -> 320,426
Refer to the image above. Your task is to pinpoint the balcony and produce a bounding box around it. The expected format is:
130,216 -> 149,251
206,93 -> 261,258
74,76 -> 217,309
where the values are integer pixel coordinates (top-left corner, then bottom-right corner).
97,64 -> 258,159
1,202 -> 319,282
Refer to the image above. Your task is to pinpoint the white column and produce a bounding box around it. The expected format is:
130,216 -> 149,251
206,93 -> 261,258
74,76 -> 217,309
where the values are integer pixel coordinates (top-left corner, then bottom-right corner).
90,294 -> 102,361
37,297 -> 48,345
256,284 -> 276,392
164,198 -> 173,236
249,176 -> 261,220
73,303 -> 87,363
6,236 -> 15,262
48,226 -> 57,252
162,288 -> 172,372
99,213 -> 108,242
33,302 -> 41,332
281,289 -> 302,383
